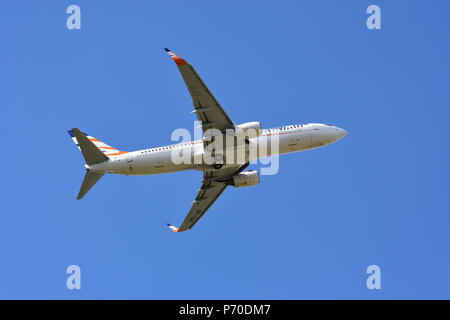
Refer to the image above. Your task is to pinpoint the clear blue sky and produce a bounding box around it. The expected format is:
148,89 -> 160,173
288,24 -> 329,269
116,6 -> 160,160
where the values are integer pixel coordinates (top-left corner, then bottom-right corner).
3,0 -> 450,299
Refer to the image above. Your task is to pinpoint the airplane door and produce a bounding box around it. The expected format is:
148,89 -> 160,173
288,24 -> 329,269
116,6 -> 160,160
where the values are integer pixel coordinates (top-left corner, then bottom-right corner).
127,158 -> 133,172
299,132 -> 312,149
288,136 -> 299,152
151,154 -> 164,169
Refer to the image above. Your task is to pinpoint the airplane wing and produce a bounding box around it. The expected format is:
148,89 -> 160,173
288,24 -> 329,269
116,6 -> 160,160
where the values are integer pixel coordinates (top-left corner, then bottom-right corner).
167,164 -> 249,232
165,48 -> 235,132
164,48 -> 245,232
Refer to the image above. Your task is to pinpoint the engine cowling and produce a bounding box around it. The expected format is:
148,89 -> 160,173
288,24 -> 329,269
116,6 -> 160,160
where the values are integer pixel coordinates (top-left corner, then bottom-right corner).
231,170 -> 260,188
235,121 -> 261,137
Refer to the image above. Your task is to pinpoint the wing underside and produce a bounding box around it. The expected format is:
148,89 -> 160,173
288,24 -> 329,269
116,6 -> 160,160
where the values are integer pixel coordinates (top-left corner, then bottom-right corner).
165,48 -> 234,132
164,48 -> 243,232
168,164 -> 248,232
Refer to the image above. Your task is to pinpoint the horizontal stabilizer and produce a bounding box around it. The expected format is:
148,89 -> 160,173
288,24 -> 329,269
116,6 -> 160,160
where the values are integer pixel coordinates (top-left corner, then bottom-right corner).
77,170 -> 105,200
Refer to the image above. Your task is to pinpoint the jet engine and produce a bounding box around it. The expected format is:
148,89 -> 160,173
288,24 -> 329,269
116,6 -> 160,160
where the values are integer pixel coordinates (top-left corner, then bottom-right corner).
235,122 -> 262,137
231,170 -> 260,188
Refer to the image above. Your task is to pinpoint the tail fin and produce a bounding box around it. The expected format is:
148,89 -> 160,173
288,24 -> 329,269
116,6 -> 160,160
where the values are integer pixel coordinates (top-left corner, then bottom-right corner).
77,171 -> 105,200
69,128 -> 108,165
68,129 -> 127,162
68,128 -> 125,200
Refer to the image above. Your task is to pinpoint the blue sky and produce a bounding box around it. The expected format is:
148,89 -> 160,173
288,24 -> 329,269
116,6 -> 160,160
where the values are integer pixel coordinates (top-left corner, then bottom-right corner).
3,0 -> 450,299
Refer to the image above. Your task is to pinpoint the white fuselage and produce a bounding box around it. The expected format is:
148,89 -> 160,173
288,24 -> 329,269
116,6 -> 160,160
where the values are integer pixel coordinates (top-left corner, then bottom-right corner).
88,123 -> 347,175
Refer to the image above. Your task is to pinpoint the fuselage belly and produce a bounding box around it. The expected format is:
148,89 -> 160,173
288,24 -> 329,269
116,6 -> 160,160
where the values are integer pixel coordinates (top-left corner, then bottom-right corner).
88,123 -> 347,176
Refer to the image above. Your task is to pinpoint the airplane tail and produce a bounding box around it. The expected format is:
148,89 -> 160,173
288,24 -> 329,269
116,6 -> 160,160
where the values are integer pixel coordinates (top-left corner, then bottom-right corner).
68,128 -> 126,161
77,171 -> 105,200
68,128 -> 125,200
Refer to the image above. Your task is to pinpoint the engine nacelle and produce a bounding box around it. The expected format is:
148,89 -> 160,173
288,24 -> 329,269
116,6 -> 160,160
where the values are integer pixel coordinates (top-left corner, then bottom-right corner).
235,121 -> 261,137
231,170 -> 260,188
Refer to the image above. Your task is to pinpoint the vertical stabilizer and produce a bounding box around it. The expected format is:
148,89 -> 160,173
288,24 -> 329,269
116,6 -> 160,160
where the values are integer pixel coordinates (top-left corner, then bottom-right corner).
68,128 -> 115,199
70,128 -> 108,165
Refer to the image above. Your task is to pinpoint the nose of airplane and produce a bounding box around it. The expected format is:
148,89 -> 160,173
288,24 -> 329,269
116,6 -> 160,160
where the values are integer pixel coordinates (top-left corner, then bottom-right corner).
334,127 -> 347,140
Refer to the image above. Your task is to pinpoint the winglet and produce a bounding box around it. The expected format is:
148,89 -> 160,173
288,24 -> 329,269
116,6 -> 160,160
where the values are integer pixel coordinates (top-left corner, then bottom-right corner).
164,48 -> 188,66
166,223 -> 180,233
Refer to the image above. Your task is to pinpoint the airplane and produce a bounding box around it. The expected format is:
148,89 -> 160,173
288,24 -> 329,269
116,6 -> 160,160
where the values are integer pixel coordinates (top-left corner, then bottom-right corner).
68,48 -> 347,233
